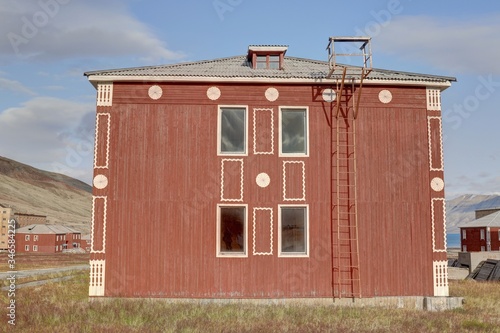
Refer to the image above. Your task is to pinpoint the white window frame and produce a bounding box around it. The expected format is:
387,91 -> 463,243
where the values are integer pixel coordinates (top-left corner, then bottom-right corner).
34,235 -> 39,241
462,229 -> 466,240
25,235 -> 30,241
33,245 -> 38,252
462,244 -> 467,252
279,106 -> 309,157
216,204 -> 248,258
25,245 -> 29,251
217,105 -> 248,156
278,204 -> 309,257
480,229 -> 485,240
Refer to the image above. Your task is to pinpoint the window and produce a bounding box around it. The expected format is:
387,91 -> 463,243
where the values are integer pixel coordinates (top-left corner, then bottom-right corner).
480,229 -> 485,240
280,107 -> 308,156
462,229 -> 466,240
463,245 -> 467,252
33,245 -> 38,252
217,205 -> 247,257
218,106 -> 247,155
34,235 -> 39,241
279,205 -> 308,257
498,230 -> 500,241
481,246 -> 485,252
25,235 -> 30,241
25,245 -> 29,251
254,54 -> 281,69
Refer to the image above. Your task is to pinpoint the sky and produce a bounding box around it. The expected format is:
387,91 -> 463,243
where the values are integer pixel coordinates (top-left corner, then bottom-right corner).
0,0 -> 499,199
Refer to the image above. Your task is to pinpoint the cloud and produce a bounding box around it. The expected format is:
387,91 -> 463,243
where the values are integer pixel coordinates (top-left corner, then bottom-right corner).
0,77 -> 37,96
0,0 -> 184,63
375,14 -> 500,74
446,174 -> 500,198
0,97 -> 95,183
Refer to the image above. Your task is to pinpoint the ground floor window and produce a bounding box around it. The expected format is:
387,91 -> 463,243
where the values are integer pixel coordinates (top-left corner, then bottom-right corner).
217,205 -> 247,257
278,205 -> 308,257
25,245 -> 29,251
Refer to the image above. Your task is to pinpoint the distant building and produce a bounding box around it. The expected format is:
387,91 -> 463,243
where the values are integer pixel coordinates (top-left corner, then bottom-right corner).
460,209 -> 500,252
81,234 -> 91,252
0,204 -> 14,250
14,212 -> 47,228
15,224 -> 82,253
84,38 -> 456,301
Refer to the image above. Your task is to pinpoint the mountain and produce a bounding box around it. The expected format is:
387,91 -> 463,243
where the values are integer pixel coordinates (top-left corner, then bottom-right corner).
446,194 -> 500,234
0,156 -> 92,233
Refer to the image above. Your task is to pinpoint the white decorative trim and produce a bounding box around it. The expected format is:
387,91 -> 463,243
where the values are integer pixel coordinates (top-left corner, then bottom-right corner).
433,260 -> 449,297
94,113 -> 111,169
89,259 -> 106,296
322,88 -> 337,102
207,86 -> 221,100
431,198 -> 447,253
256,172 -> 270,188
265,87 -> 279,102
93,174 -> 108,189
282,161 -> 306,201
220,159 -> 244,202
427,116 -> 444,171
96,82 -> 113,106
90,196 -> 107,253
253,108 -> 274,155
148,85 -> 163,100
252,207 -> 273,255
378,89 -> 393,104
426,88 -> 441,111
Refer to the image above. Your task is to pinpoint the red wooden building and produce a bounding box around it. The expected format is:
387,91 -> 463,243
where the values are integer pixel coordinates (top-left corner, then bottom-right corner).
15,224 -> 82,253
84,38 -> 455,300
460,209 -> 500,252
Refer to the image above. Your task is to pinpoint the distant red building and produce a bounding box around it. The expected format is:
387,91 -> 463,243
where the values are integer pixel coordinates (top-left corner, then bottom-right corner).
15,224 -> 82,253
84,38 -> 455,300
460,209 -> 500,252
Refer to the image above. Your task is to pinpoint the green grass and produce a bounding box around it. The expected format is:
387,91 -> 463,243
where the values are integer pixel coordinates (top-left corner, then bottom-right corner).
1,273 -> 499,333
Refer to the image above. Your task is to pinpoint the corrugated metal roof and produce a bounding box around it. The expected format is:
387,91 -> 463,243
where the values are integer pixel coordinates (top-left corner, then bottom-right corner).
84,55 -> 456,83
459,211 -> 500,228
16,224 -> 80,234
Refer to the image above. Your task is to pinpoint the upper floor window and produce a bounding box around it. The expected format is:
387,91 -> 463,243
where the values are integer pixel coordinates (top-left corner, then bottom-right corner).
248,45 -> 287,70
218,106 -> 247,155
280,107 -> 309,156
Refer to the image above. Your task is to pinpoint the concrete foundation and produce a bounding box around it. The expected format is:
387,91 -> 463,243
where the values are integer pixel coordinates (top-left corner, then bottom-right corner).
92,296 -> 464,311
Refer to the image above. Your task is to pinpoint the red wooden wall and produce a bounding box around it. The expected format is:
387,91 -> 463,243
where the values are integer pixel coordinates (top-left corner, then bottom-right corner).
91,82 -> 442,298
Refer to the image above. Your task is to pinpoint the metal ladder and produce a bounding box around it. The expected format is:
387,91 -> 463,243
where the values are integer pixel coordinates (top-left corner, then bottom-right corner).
332,68 -> 361,298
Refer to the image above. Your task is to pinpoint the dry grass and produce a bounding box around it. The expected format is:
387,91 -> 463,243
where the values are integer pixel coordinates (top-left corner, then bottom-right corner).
1,273 -> 499,333
0,252 -> 89,271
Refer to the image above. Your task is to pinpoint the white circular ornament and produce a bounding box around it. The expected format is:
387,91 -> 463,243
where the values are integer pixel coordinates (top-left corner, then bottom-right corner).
93,174 -> 108,189
378,89 -> 393,104
256,172 -> 271,188
430,177 -> 444,192
322,88 -> 337,102
265,87 -> 279,102
207,86 -> 221,100
148,85 -> 163,100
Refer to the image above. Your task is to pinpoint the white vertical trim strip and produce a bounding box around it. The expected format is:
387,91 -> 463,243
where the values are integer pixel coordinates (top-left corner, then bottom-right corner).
427,116 -> 444,171
253,108 -> 274,155
220,158 -> 244,202
431,198 -> 447,252
90,196 -> 107,253
252,207 -> 273,255
282,161 -> 306,201
94,113 -> 111,169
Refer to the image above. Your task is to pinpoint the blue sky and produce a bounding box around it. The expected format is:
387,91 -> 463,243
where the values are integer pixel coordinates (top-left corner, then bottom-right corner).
0,0 -> 499,198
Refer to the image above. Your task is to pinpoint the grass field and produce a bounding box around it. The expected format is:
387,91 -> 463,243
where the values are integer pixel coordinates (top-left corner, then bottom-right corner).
0,252 -> 89,271
1,270 -> 499,333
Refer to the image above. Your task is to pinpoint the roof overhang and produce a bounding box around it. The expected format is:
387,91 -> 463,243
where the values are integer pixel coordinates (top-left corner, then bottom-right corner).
86,75 -> 452,90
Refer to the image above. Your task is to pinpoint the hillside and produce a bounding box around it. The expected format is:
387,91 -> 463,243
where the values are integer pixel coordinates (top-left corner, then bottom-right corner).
446,194 -> 500,234
0,156 -> 92,233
